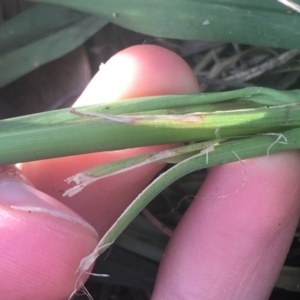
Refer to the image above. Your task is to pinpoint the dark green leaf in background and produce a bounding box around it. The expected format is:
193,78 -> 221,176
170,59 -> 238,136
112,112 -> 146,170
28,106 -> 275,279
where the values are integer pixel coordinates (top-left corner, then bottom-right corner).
35,0 -> 300,49
0,4 -> 108,88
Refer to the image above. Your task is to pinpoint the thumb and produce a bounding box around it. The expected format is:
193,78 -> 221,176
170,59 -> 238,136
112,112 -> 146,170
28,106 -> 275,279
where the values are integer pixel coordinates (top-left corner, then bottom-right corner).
0,165 -> 99,299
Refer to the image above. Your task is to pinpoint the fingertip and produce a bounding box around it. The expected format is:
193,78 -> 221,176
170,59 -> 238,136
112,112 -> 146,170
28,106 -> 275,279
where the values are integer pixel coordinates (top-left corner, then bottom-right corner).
74,44 -> 199,106
153,151 -> 300,299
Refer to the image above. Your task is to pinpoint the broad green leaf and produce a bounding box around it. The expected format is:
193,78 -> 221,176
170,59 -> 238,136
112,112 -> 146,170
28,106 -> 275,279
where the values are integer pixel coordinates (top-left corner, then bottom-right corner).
35,0 -> 300,49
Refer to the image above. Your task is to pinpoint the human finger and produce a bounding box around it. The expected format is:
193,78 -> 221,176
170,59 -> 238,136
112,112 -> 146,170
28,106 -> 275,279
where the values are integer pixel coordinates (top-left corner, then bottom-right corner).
152,151 -> 300,299
0,165 -> 98,299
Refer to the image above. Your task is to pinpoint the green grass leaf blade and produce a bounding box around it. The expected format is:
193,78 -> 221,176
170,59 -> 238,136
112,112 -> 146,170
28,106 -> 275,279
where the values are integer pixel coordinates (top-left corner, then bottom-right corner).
79,103 -> 300,130
1,88 -> 300,165
0,4 -> 86,55
35,0 -> 300,49
0,4 -> 108,88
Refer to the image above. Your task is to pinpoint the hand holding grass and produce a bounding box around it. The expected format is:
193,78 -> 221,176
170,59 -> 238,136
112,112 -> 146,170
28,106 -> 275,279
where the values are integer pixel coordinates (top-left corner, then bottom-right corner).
1,45 -> 300,299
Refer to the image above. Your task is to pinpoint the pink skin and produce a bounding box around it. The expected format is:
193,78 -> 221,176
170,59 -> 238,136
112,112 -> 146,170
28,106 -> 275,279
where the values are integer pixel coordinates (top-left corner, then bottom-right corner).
5,45 -> 300,299
152,153 -> 300,299
0,167 -> 98,299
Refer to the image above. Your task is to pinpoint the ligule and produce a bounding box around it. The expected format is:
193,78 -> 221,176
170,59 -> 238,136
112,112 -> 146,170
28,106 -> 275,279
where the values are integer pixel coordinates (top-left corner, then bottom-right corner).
64,141 -> 219,197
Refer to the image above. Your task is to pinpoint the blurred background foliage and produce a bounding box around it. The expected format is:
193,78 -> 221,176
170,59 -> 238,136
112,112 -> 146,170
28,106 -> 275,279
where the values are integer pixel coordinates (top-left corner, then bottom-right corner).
1,1 -> 300,299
